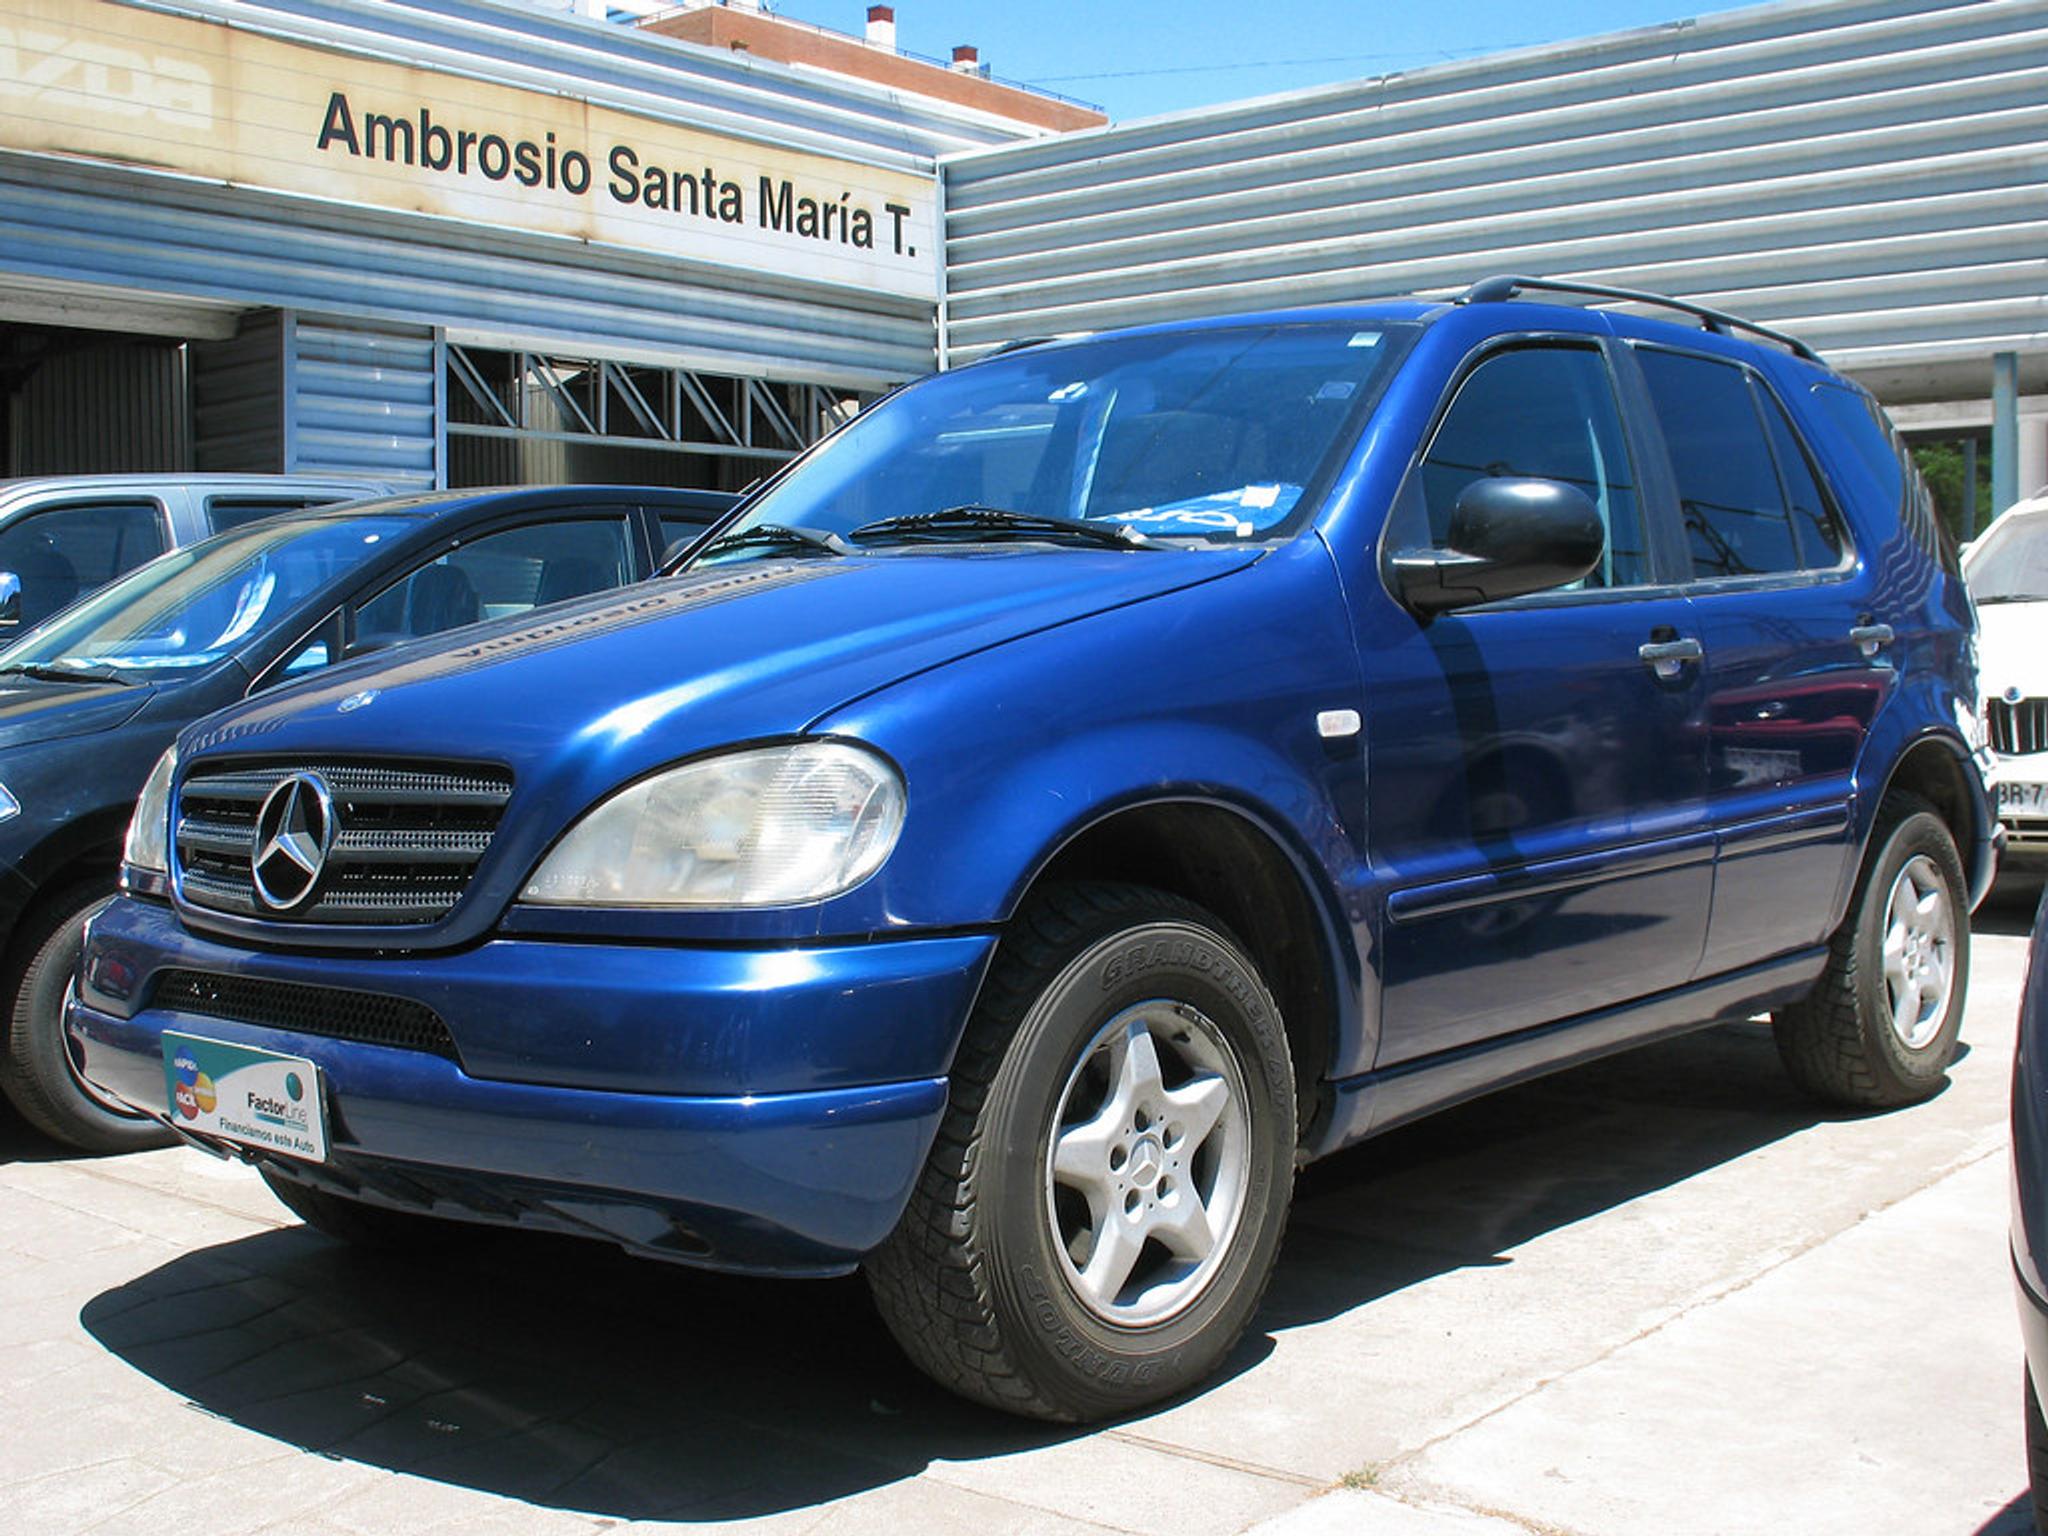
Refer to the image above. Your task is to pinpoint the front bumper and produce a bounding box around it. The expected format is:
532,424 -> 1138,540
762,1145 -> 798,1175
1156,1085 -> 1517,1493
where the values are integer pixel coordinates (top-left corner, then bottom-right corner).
68,897 -> 996,1275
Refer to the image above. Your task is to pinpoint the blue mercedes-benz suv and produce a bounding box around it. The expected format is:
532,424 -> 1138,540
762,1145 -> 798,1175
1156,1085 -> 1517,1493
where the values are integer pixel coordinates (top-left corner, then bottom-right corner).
70,278 -> 1994,1421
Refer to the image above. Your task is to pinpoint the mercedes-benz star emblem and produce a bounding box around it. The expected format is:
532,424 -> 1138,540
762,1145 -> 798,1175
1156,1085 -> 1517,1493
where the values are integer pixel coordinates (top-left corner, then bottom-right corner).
250,773 -> 337,912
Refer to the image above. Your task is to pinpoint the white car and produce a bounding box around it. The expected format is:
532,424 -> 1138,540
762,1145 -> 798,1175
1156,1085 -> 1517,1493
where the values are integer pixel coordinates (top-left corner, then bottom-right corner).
1965,490 -> 2048,872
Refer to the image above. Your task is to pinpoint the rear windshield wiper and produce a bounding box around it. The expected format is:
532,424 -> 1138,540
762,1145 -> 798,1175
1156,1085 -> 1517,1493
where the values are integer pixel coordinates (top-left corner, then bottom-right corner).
0,661 -> 131,685
849,506 -> 1158,551
698,523 -> 852,559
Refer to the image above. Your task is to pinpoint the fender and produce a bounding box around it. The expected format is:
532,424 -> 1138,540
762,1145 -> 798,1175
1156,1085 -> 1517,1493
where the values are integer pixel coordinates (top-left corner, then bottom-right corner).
1837,665 -> 1989,928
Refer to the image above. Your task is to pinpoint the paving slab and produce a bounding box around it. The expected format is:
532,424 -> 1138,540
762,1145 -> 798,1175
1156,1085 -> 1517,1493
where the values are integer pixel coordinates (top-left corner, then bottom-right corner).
3,914 -> 2037,1536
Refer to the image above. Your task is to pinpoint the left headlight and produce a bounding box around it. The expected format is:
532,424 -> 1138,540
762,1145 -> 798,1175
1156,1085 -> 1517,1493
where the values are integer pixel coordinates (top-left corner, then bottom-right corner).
123,744 -> 178,875
521,741 -> 904,908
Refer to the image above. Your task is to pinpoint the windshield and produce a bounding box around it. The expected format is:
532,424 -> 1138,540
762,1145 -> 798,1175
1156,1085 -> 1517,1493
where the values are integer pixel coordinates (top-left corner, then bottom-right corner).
1965,511 -> 2048,603
0,514 -> 412,676
704,322 -> 1405,558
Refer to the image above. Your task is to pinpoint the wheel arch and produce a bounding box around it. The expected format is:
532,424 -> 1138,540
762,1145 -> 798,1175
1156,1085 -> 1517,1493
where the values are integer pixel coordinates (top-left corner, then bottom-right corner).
1868,728 -> 1991,908
1017,796 -> 1353,1143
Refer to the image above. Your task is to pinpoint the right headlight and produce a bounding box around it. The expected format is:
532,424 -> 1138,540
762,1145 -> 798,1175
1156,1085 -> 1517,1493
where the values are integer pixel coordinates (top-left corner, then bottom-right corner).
521,741 -> 904,908
124,743 -> 178,876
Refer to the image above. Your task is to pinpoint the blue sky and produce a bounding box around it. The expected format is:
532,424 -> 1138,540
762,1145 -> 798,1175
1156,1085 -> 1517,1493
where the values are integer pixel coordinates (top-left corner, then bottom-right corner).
781,0 -> 1760,120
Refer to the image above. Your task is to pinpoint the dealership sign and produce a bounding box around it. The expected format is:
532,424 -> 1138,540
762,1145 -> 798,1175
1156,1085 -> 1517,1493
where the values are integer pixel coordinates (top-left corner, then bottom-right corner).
0,0 -> 937,299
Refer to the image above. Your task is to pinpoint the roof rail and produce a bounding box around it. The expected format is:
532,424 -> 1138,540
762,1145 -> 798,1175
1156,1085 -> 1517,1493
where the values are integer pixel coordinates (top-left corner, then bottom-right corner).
1455,275 -> 1822,363
984,336 -> 1064,357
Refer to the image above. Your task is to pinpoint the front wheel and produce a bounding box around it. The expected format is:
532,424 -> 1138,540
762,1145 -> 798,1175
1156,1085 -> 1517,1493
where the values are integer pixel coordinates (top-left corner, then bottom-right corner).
1,882 -> 175,1154
865,883 -> 1296,1422
1773,792 -> 1968,1108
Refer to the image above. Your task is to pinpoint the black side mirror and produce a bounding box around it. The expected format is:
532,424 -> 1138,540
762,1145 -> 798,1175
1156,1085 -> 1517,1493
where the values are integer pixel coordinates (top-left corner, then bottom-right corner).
1389,477 -> 1605,617
0,572 -> 20,628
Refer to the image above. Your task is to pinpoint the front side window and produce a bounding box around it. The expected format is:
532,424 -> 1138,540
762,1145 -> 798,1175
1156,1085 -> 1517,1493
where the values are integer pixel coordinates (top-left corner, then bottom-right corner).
1411,344 -> 1648,589
1638,350 -> 1845,580
0,500 -> 166,628
354,517 -> 633,647
703,323 -> 1407,555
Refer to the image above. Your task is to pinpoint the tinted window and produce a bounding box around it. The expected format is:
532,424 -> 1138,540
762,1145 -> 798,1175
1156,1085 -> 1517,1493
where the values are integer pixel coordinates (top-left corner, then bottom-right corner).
356,517 -> 633,645
0,500 -> 166,627
1811,381 -> 1956,577
1417,346 -> 1647,588
660,515 -> 712,561
1638,350 -> 1803,579
1757,390 -> 1844,568
207,497 -> 332,532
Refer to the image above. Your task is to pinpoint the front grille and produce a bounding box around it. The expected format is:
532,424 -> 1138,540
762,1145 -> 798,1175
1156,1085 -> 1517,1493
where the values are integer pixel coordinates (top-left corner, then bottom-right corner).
175,761 -> 513,925
152,969 -> 461,1062
1990,698 -> 2048,757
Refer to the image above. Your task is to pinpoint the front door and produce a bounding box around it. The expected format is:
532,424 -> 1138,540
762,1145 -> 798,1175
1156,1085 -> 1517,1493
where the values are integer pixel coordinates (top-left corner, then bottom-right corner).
1362,338 -> 1713,1067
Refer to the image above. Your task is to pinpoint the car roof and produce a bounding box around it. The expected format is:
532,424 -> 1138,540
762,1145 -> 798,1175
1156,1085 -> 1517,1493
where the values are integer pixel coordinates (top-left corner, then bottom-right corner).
993,291 -> 1832,379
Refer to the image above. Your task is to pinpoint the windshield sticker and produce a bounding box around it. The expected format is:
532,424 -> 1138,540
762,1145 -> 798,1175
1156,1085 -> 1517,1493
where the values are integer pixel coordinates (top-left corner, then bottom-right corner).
1347,332 -> 1382,348
1315,381 -> 1357,402
1107,485 -> 1303,534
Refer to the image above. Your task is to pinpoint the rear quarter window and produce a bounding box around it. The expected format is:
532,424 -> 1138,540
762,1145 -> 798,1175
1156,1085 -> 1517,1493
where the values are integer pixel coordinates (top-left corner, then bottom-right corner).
1808,382 -> 1958,578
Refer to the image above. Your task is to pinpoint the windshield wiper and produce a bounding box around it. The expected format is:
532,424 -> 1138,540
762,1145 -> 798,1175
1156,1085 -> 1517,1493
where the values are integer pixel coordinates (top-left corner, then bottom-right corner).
849,506 -> 1158,551
699,523 -> 852,559
0,662 -> 132,685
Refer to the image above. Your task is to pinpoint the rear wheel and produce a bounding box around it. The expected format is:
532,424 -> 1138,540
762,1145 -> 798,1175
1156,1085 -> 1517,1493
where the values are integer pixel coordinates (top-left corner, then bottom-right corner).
1,882 -> 174,1154
865,882 -> 1296,1422
1773,792 -> 1968,1108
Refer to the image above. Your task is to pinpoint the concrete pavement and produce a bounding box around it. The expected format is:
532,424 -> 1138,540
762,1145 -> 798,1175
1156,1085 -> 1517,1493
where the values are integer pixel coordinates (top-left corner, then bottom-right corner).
2,908 -> 2037,1535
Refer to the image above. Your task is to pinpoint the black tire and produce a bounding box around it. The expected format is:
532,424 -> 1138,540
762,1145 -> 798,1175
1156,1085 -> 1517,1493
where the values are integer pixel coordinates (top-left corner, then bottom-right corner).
1773,792 -> 1968,1108
0,882 -> 174,1154
865,882 -> 1296,1422
259,1166 -> 459,1249
2028,1369 -> 2048,1535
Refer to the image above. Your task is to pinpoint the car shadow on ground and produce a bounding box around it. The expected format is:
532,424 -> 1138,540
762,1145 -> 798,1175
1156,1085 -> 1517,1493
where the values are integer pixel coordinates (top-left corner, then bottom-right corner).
80,1019 -> 1869,1522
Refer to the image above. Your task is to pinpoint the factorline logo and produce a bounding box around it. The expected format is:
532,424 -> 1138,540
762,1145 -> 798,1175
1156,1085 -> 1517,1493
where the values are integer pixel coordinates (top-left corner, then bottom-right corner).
314,92 -> 918,257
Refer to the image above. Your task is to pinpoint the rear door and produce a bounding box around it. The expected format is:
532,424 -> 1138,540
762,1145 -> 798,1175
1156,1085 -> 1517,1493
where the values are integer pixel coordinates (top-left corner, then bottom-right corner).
1364,336 -> 1713,1066
1624,344 -> 1884,974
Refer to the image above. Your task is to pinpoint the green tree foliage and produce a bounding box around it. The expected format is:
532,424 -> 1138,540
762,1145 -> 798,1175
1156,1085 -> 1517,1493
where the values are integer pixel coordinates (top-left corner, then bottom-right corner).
1912,441 -> 1991,539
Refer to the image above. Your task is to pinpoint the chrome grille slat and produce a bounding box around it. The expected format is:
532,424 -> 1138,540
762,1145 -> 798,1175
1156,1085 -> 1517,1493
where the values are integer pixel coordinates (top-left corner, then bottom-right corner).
1990,697 -> 2048,757
174,759 -> 512,927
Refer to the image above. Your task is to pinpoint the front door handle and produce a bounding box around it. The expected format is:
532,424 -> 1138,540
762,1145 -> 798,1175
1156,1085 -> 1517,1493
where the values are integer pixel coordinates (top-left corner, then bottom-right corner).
1849,623 -> 1895,658
1638,636 -> 1704,679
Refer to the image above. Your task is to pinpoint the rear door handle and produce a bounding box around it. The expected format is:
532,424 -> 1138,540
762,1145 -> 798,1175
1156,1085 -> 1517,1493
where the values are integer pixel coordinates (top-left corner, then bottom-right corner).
1849,623 -> 1895,657
1638,637 -> 1704,678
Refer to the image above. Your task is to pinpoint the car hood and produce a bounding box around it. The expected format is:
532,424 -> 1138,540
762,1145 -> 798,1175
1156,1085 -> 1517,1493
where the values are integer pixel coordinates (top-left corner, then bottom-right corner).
184,547 -> 1259,793
0,677 -> 155,749
1975,601 -> 2048,701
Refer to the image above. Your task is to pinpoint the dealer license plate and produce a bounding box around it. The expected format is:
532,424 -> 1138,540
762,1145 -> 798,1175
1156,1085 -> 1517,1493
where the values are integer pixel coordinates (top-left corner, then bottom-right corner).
1999,781 -> 2048,818
162,1032 -> 328,1162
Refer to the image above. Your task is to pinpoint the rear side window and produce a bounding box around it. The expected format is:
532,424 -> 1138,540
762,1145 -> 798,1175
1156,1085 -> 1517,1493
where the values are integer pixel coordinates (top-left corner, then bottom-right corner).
1415,345 -> 1649,588
207,497 -> 332,532
1810,381 -> 1958,578
1638,350 -> 1843,580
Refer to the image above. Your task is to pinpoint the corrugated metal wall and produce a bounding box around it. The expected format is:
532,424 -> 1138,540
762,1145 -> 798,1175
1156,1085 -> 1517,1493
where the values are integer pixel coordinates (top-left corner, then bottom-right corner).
192,312 -> 440,487
190,311 -> 283,475
4,336 -> 188,474
288,318 -> 440,488
940,0 -> 2048,396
